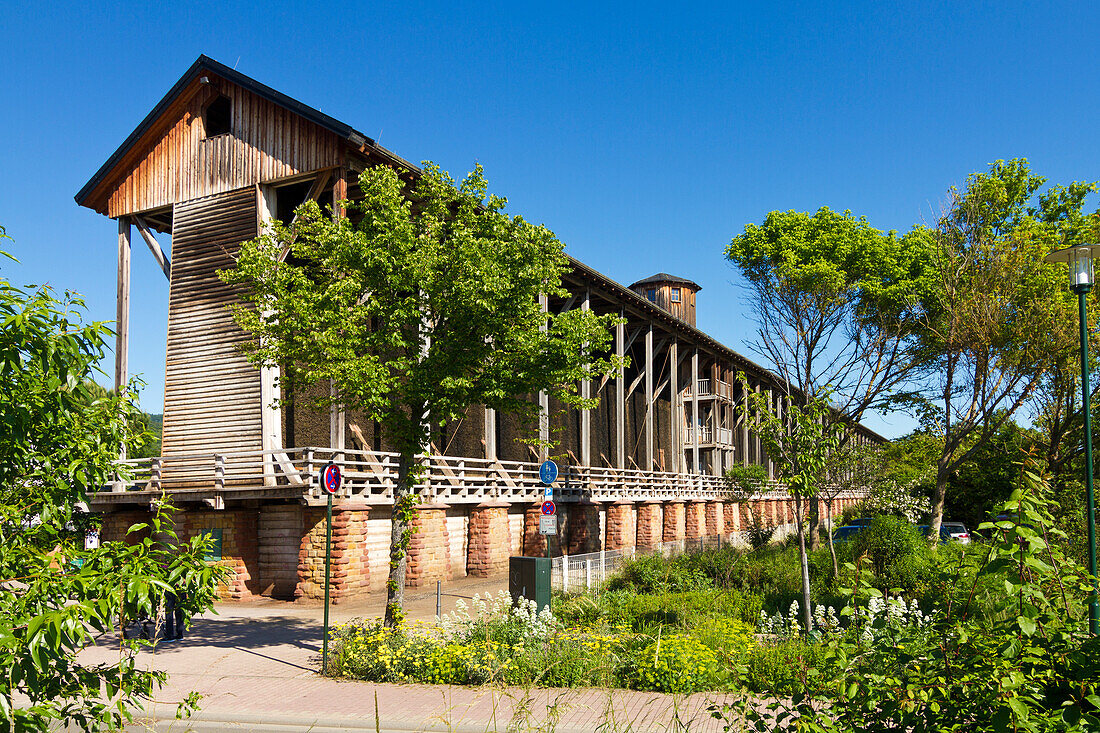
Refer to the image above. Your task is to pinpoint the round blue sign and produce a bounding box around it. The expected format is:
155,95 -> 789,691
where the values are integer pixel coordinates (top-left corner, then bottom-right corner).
321,462 -> 343,495
539,460 -> 558,485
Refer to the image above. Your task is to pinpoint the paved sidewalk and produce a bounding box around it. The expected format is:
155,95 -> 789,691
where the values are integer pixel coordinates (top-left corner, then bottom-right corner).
76,574 -> 737,732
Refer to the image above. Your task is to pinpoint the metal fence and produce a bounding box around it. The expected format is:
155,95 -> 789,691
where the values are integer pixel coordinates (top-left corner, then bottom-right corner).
549,526 -> 797,593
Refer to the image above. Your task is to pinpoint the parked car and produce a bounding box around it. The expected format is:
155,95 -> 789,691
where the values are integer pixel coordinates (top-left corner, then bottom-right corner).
941,522 -> 970,544
917,522 -> 971,544
832,525 -> 864,542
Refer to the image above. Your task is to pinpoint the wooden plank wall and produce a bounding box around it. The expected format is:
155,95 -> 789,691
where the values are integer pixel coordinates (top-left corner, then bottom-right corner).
101,78 -> 343,218
161,187 -> 263,484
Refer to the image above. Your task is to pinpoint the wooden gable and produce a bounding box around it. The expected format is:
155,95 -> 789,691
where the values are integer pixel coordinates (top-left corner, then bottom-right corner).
82,76 -> 344,218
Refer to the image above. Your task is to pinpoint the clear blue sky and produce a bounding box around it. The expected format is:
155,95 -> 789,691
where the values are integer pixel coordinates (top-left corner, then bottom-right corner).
2,1 -> 1098,438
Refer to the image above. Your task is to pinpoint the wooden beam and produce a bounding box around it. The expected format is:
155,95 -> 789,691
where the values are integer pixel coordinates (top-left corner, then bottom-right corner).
484,406 -> 497,460
115,217 -> 131,391
741,380 -> 750,466
691,348 -> 700,474
616,318 -> 625,470
329,380 -> 345,455
580,290 -> 592,468
645,325 -> 653,471
132,216 -> 171,280
257,189 -> 283,484
670,338 -> 679,474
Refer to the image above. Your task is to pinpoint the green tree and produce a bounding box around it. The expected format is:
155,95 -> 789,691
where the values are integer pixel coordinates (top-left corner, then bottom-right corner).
741,377 -> 842,634
222,163 -> 619,626
904,159 -> 1098,541
726,208 -> 930,545
0,228 -> 224,731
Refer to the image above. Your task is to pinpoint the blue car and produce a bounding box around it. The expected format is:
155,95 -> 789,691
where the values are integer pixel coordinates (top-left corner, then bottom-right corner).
832,525 -> 864,542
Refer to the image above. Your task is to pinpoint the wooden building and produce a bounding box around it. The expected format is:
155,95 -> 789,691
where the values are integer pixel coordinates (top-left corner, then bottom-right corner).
76,56 -> 883,602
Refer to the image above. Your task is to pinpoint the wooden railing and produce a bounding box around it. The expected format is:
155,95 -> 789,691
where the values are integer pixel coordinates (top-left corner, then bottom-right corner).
102,446 -> 870,505
683,379 -> 736,400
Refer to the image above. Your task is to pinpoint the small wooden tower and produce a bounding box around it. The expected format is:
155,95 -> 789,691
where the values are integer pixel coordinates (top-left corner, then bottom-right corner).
629,273 -> 701,326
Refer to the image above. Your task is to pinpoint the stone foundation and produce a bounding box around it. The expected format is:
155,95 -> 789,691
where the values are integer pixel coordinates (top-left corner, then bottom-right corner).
467,502 -> 511,577
636,502 -> 662,548
407,504 -> 450,588
94,489 -> 859,603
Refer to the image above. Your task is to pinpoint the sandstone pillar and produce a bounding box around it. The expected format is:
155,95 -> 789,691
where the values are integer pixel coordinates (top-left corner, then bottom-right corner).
468,501 -> 511,576
636,502 -> 662,549
406,503 -> 450,587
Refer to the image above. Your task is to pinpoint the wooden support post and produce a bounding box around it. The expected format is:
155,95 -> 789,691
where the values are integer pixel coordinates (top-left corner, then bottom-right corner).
741,380 -> 750,466
115,217 -> 131,392
257,186 -> 282,485
580,290 -> 592,468
484,406 -> 497,461
150,457 -> 162,492
538,293 -> 549,462
330,380 -> 345,456
691,349 -> 700,474
645,325 -> 654,471
615,318 -> 625,470
669,338 -> 679,474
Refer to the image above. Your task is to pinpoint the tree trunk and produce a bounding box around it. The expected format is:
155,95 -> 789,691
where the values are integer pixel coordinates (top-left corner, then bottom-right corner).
383,453 -> 415,628
794,494 -> 813,636
807,498 -> 822,550
825,498 -> 839,578
929,457 -> 949,547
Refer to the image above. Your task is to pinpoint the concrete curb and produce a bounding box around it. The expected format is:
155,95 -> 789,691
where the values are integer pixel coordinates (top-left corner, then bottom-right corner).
135,708 -> 605,733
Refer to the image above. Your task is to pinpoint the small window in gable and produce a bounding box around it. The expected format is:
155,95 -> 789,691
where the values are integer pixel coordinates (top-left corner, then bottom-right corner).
646,288 -> 657,302
204,95 -> 232,138
671,287 -> 681,303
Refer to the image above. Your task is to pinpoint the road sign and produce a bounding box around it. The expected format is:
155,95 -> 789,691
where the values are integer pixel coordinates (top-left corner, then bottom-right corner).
543,483 -> 553,499
539,514 -> 557,535
539,460 -> 558,485
541,500 -> 556,516
321,462 -> 343,495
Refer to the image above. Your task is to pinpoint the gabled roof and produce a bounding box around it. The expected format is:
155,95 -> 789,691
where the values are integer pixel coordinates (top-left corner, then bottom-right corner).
75,55 -> 414,208
628,272 -> 702,291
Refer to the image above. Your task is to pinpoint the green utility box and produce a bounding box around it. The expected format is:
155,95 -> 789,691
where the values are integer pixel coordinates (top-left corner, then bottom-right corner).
509,556 -> 551,615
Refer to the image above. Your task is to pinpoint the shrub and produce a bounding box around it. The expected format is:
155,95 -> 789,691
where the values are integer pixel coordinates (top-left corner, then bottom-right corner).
851,514 -> 928,581
604,589 -> 763,630
606,553 -> 711,593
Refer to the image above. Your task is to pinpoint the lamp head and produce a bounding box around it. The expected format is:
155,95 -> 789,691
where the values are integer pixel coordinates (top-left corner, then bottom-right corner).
1045,244 -> 1100,289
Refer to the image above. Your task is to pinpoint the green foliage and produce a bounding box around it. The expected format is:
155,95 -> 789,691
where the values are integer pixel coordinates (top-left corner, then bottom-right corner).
718,461 -> 1100,732
626,634 -> 725,694
0,227 -> 224,731
604,554 -> 711,594
946,417 -> 1039,530
223,163 -> 620,625
223,163 -> 618,460
900,160 -> 1097,539
850,515 -> 928,578
738,640 -> 829,697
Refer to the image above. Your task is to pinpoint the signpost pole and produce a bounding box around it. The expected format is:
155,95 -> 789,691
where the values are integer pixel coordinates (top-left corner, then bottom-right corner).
322,489 -> 332,670
319,461 -> 342,672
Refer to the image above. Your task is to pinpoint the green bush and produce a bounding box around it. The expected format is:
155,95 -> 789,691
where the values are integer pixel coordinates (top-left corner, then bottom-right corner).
602,589 -> 763,630
606,553 -> 711,593
851,515 -> 928,583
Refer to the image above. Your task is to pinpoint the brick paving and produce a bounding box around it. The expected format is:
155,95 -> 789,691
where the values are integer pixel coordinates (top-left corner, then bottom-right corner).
75,573 -> 736,732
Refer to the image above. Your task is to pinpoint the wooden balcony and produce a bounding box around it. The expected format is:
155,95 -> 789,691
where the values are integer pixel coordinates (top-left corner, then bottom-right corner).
683,426 -> 735,446
94,446 -> 859,507
683,379 -> 736,401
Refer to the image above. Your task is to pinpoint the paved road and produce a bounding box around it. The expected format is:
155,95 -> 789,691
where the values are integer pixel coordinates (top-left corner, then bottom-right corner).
76,574 -> 735,732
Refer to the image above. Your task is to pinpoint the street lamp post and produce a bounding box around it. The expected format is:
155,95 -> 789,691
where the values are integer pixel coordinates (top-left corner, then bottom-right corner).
1045,244 -> 1100,636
